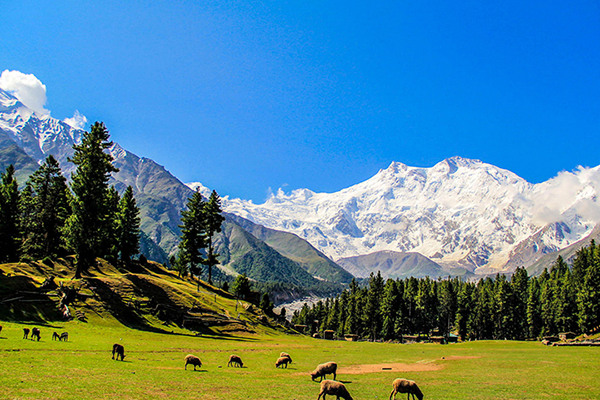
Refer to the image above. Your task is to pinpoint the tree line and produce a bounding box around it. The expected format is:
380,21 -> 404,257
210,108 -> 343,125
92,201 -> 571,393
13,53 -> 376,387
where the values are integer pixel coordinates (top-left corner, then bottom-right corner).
0,122 -> 141,278
291,242 -> 600,340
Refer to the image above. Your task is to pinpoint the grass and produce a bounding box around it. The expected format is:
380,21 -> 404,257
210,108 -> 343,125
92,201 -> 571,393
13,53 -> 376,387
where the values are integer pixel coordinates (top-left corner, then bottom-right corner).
0,321 -> 599,399
1,259 -> 599,399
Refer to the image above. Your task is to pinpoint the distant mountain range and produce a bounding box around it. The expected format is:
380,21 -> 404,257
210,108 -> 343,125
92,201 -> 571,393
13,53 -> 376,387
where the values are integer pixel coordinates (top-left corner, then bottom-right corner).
3,86 -> 598,286
224,157 -> 600,276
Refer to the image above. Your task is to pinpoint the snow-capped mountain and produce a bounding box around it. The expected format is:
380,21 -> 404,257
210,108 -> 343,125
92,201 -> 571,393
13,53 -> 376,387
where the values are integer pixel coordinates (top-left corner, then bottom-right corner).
0,88 -> 82,175
224,157 -> 600,274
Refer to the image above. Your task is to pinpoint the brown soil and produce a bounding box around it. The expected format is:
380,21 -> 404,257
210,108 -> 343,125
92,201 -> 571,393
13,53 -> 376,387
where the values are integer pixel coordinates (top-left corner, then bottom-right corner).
338,362 -> 442,374
440,356 -> 481,360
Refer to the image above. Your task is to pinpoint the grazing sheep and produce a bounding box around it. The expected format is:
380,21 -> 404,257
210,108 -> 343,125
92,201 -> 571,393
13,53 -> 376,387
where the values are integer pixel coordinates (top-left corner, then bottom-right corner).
23,328 -> 30,339
112,343 -> 126,361
275,356 -> 290,368
389,378 -> 424,400
280,352 -> 293,363
52,332 -> 60,341
60,332 -> 69,342
184,354 -> 202,370
311,362 -> 337,382
317,380 -> 353,400
31,327 -> 41,341
0,325 -> 2,335
227,354 -> 243,368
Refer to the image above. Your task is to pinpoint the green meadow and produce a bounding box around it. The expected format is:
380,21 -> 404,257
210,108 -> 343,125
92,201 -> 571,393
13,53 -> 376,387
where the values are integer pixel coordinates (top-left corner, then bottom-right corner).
0,320 -> 599,400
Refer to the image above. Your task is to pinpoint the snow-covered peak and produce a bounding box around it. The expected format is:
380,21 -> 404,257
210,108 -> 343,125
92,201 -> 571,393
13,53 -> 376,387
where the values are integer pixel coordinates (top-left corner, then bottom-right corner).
185,182 -> 212,198
223,157 -> 598,274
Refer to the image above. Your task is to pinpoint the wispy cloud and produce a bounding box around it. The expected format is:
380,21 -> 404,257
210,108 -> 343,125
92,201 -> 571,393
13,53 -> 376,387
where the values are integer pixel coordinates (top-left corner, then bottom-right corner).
63,110 -> 88,129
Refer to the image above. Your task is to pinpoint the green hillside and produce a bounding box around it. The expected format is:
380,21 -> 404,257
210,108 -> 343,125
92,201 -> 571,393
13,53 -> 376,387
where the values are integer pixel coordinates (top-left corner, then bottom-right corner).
226,213 -> 354,284
215,217 -> 344,303
0,258 -> 289,336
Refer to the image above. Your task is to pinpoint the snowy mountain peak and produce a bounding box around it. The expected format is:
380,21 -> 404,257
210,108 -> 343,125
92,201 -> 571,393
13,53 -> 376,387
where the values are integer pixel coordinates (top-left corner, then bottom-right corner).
223,158 -> 600,275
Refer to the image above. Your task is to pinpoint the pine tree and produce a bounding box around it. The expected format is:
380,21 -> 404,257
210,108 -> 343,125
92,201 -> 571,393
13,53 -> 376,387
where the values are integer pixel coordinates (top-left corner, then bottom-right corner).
116,186 -> 141,264
101,186 -> 120,262
0,165 -> 20,263
365,271 -> 384,340
577,244 -> 600,332
511,267 -> 529,339
179,189 -> 206,287
201,190 -> 225,285
66,122 -> 119,278
526,278 -> 542,338
232,273 -> 251,299
19,156 -> 70,260
455,282 -> 473,341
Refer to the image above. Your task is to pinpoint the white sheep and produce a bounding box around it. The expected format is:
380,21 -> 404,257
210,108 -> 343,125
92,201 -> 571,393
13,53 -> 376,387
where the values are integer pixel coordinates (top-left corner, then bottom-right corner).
275,356 -> 290,368
184,354 -> 202,370
310,361 -> 337,382
317,379 -> 353,400
280,352 -> 293,363
389,378 -> 424,400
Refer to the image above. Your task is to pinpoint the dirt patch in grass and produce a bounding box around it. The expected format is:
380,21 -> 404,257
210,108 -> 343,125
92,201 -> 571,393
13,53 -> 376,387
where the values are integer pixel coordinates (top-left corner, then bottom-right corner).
338,362 -> 443,374
441,356 -> 481,360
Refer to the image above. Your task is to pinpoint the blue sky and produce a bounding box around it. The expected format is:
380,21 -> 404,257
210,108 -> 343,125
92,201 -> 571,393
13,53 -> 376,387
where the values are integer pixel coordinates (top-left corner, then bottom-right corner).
2,1 -> 599,202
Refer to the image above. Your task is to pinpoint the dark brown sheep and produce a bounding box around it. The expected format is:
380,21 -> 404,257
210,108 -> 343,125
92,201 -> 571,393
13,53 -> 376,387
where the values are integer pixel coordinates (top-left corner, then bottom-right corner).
112,343 -> 126,361
317,379 -> 353,400
23,327 -> 30,339
60,332 -> 69,342
275,356 -> 290,368
31,327 -> 41,341
280,352 -> 293,363
227,354 -> 243,367
184,354 -> 202,370
52,332 -> 60,341
389,378 -> 424,400
311,362 -> 337,382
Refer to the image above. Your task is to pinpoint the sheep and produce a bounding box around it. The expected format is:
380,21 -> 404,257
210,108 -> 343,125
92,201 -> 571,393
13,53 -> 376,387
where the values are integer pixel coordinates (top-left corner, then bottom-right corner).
275,356 -> 290,368
23,328 -> 30,339
310,362 -> 337,382
389,378 -> 424,400
0,325 -> 2,335
60,332 -> 69,342
317,379 -> 353,400
31,327 -> 41,341
52,332 -> 60,341
112,343 -> 126,361
184,354 -> 202,370
227,354 -> 243,368
280,352 -> 293,364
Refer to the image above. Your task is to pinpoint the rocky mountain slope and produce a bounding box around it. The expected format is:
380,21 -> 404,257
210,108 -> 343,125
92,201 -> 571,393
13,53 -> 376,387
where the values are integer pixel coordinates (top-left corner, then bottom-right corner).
225,157 -> 600,275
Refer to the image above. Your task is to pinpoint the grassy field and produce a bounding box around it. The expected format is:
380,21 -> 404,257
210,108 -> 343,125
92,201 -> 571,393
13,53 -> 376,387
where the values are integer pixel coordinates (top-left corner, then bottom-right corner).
0,320 -> 599,400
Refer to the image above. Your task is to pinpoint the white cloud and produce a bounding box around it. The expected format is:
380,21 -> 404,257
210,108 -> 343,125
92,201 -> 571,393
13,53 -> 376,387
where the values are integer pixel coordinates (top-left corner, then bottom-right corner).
63,110 -> 88,129
530,166 -> 600,225
0,70 -> 50,116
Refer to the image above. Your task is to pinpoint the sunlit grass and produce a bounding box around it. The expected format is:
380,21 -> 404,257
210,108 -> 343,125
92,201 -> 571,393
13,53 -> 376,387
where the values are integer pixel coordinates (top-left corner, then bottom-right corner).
1,321 -> 599,399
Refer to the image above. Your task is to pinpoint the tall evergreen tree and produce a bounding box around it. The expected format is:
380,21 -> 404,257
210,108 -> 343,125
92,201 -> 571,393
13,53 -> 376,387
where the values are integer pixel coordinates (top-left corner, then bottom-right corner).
0,165 -> 20,263
19,156 -> 70,260
101,186 -> 121,262
201,190 -> 225,285
66,122 -> 119,278
116,186 -> 141,264
179,189 -> 207,287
